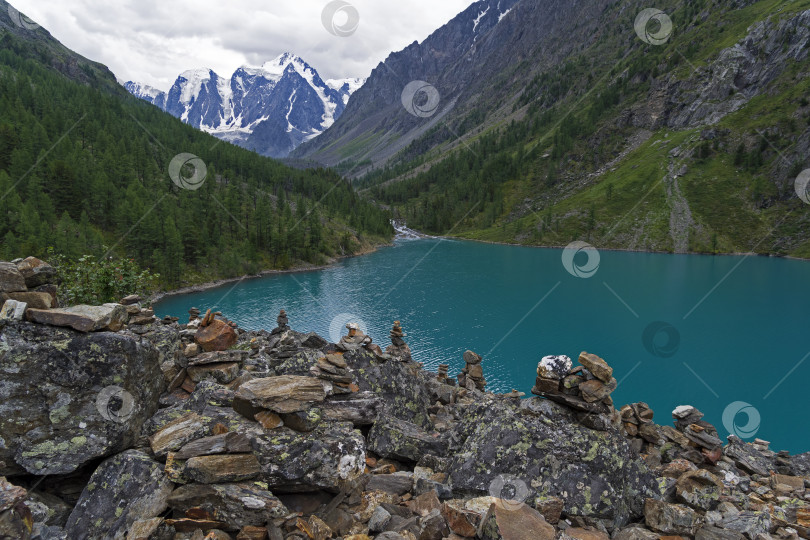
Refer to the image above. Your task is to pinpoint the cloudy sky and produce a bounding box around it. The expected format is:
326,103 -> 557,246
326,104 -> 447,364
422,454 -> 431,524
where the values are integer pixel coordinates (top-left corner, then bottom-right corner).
11,0 -> 476,89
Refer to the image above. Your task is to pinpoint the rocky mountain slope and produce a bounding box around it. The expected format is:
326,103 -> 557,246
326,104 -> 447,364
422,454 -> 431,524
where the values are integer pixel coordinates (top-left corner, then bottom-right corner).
125,54 -> 365,158
1,257 -> 809,539
296,0 -> 810,258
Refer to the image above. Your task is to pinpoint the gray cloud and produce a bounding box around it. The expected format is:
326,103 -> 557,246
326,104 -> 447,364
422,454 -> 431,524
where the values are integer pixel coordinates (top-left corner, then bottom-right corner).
10,0 -> 475,88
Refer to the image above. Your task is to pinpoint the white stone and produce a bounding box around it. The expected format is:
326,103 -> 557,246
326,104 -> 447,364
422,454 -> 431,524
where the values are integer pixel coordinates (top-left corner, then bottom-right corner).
0,299 -> 27,321
672,405 -> 696,418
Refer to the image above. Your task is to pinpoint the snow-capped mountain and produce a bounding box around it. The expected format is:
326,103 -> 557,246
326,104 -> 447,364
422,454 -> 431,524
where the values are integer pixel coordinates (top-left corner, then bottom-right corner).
124,53 -> 365,158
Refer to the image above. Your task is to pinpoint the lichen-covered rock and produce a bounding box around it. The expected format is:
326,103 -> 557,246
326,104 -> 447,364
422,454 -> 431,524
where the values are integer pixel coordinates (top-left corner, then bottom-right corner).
0,322 -> 163,475
445,398 -> 658,524
675,469 -> 723,510
368,414 -> 447,463
167,482 -> 287,529
249,422 -> 366,490
64,450 -> 173,540
644,499 -> 703,536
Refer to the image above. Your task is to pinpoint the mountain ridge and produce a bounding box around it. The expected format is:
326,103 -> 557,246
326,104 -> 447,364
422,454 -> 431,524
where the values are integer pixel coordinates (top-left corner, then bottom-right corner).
125,53 -> 366,158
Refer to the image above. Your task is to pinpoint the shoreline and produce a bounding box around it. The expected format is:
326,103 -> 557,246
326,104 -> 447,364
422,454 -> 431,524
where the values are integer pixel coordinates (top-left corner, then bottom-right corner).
152,231 -> 810,304
150,242 -> 390,304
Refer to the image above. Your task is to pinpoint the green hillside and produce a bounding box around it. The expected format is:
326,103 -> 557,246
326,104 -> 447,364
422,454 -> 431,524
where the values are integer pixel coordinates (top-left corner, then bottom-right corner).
357,0 -> 810,258
0,27 -> 392,287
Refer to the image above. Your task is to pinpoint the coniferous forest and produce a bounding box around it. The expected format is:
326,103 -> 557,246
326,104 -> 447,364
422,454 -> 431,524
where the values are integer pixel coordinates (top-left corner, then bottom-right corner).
0,31 -> 392,287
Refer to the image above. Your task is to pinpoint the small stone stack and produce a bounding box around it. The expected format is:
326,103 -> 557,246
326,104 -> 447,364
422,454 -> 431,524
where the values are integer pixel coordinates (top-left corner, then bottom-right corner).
671,405 -> 723,460
187,307 -> 201,324
437,364 -> 449,382
1,257 -> 59,321
458,350 -> 485,391
271,309 -> 289,335
531,351 -> 618,417
337,322 -> 371,352
311,353 -> 354,394
385,321 -> 412,362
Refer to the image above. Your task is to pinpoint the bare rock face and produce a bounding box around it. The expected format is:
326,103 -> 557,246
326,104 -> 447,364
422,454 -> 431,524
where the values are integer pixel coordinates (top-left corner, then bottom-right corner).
64,450 -> 173,540
0,322 -> 163,475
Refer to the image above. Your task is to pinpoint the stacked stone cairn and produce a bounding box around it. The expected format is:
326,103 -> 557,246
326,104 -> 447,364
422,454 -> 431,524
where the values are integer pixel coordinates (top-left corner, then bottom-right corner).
338,322 -> 372,352
531,352 -> 618,428
436,364 -> 450,384
385,320 -> 412,362
457,350 -> 486,391
272,308 -> 290,335
187,307 -> 201,325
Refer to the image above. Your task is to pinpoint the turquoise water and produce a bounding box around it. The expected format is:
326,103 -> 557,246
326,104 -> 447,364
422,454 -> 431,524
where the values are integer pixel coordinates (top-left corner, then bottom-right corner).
155,238 -> 810,453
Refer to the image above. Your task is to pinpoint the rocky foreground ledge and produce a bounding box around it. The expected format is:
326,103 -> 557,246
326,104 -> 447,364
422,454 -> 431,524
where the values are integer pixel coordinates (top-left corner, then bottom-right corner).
1,263 -> 809,540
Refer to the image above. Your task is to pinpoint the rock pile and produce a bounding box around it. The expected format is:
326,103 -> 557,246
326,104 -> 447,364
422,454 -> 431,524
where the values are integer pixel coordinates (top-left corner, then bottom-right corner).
0,283 -> 809,540
0,257 -> 59,318
457,350 -> 486,391
385,320 -> 412,362
532,352 -> 618,420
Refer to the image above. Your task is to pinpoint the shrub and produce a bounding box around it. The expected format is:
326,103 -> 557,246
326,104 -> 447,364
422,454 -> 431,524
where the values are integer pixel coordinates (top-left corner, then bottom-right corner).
47,248 -> 160,306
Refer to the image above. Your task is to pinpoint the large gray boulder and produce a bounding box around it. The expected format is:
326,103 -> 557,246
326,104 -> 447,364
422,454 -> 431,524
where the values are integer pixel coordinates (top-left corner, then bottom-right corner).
445,398 -> 658,524
64,450 -> 173,540
0,322 -> 164,475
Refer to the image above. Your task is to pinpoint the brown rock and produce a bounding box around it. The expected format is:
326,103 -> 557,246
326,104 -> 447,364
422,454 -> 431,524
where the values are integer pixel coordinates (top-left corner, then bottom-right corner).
407,490 -> 442,517
533,496 -> 564,525
771,474 -> 805,493
237,526 -> 269,540
184,454 -> 261,484
149,412 -> 208,458
493,502 -> 555,540
565,527 -> 609,540
255,411 -> 284,429
187,362 -> 240,384
644,499 -> 702,536
442,500 -> 480,537
235,375 -> 326,414
0,262 -> 27,293
0,477 -> 27,511
660,459 -> 698,479
127,517 -> 170,540
578,352 -> 613,383
26,303 -> 127,332
195,319 -> 238,352
579,378 -> 617,402
531,377 -> 560,395
175,432 -> 252,460
308,515 -> 332,540
5,291 -> 55,309
165,518 -> 227,532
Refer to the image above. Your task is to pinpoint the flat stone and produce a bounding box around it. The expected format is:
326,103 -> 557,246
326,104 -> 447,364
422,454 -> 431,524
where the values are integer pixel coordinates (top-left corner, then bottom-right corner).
644,499 -> 702,536
537,355 -> 572,380
406,490 -> 442,517
578,352 -> 613,383
15,257 -> 56,288
167,482 -> 287,528
531,377 -> 561,395
5,291 -> 55,310
494,503 -> 555,540
26,303 -> 127,332
187,362 -> 240,384
149,412 -> 209,458
565,527 -> 610,540
695,525 -> 745,540
579,377 -> 617,402
0,299 -> 26,321
174,432 -> 252,459
533,495 -> 564,524
235,375 -> 326,414
184,454 -> 261,484
188,350 -> 249,366
0,262 -> 27,293
718,511 -> 771,538
195,319 -> 238,352
675,469 -> 722,510
367,474 -> 414,496
442,500 -> 480,537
